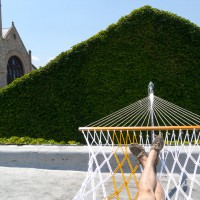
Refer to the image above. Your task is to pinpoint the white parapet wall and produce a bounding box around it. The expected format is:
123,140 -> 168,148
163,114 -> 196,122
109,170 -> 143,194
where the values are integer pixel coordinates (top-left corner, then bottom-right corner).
0,145 -> 199,174
0,145 -> 90,171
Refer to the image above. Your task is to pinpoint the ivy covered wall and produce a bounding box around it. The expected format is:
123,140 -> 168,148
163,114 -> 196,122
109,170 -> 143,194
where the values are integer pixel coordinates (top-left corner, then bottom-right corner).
0,6 -> 199,142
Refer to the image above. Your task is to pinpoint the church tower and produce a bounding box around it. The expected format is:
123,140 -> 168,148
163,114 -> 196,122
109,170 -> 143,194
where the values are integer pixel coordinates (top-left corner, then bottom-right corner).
0,1 -> 34,88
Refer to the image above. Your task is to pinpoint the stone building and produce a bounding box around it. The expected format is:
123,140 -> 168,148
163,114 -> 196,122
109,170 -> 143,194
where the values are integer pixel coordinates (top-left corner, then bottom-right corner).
0,1 -> 35,88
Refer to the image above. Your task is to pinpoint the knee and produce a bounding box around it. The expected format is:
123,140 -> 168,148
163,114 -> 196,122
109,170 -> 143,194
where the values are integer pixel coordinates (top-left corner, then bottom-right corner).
155,189 -> 165,200
138,181 -> 154,195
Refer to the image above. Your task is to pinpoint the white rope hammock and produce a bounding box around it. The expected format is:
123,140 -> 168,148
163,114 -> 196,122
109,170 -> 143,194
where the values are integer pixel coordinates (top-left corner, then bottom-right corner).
74,82 -> 200,200
86,95 -> 200,127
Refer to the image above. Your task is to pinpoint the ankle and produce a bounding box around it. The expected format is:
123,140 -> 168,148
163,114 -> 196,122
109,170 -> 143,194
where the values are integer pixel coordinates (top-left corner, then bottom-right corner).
139,156 -> 148,167
149,150 -> 158,162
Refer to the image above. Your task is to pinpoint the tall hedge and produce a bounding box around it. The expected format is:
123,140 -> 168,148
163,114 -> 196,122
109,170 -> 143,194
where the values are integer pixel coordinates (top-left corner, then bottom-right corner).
0,6 -> 200,142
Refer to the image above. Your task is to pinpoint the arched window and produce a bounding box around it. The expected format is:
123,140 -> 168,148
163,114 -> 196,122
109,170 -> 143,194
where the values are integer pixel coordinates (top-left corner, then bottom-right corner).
7,56 -> 24,84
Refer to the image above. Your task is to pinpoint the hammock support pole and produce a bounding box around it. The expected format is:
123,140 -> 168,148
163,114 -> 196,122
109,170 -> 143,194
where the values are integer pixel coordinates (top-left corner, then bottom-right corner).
148,81 -> 155,142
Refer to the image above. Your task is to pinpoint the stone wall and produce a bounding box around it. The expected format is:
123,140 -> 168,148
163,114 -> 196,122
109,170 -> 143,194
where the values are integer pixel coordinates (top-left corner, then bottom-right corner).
0,24 -> 32,88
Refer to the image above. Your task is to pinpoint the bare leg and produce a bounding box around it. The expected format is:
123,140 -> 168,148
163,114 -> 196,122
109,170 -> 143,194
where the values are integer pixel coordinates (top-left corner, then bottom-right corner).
138,152 -> 165,200
129,136 -> 164,200
137,150 -> 158,200
154,177 -> 165,200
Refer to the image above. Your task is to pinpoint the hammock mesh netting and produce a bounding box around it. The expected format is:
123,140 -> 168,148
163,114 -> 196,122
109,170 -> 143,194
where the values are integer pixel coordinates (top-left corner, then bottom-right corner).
74,83 -> 200,200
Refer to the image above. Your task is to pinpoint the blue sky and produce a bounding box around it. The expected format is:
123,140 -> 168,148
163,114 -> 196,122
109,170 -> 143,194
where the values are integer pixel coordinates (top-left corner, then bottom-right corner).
2,0 -> 200,68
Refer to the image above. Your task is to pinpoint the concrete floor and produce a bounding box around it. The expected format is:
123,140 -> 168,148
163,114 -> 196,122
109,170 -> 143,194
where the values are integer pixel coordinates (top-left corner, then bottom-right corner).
1,167 -> 199,200
0,167 -> 86,200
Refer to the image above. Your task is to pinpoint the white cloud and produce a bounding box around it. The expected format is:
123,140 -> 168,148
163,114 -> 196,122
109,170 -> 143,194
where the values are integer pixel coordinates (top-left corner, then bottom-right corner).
32,55 -> 40,63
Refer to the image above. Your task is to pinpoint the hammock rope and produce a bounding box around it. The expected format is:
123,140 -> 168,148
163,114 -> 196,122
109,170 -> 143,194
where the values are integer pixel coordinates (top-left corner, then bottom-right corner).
74,83 -> 200,200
